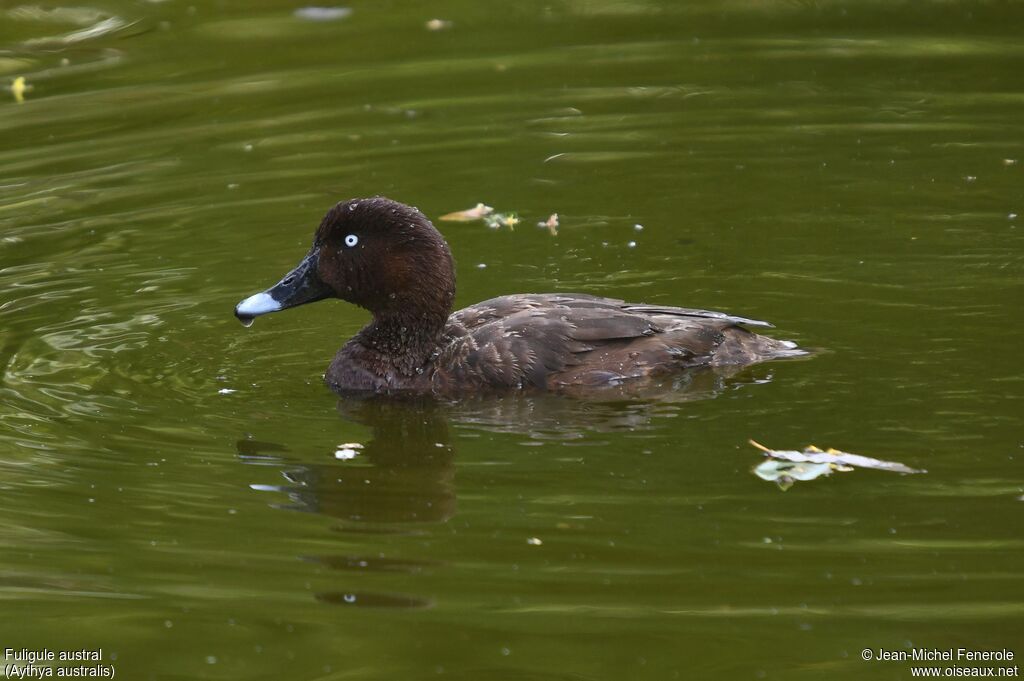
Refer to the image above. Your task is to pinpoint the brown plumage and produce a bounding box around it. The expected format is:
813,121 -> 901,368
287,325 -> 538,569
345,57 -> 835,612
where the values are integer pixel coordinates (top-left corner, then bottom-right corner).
234,197 -> 803,397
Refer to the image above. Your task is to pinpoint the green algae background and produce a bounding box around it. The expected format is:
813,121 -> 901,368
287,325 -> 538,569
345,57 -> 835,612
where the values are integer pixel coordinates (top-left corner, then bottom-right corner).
0,1 -> 1022,679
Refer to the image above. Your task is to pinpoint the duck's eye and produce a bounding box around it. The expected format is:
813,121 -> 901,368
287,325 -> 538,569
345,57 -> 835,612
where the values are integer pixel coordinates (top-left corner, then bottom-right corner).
344,234 -> 359,248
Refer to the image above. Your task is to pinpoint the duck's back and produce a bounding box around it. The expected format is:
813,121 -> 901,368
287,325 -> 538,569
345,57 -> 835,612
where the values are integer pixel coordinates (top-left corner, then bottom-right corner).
429,294 -> 800,394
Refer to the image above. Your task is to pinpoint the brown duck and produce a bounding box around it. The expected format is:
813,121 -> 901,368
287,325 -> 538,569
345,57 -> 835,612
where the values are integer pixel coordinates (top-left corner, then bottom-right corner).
235,197 -> 802,397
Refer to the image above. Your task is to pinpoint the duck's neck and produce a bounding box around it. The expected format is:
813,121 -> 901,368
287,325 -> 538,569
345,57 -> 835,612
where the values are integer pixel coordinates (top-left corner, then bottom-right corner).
359,307 -> 449,376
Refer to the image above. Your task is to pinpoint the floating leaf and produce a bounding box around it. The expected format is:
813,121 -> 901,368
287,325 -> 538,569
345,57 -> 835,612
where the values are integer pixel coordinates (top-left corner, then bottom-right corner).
11,76 -> 30,104
750,440 -> 924,474
440,203 -> 519,230
439,203 -> 493,222
538,213 -> 559,235
484,212 -> 518,230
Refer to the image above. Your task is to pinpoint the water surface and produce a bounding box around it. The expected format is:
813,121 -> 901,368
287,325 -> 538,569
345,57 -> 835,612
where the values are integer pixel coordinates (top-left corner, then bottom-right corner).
1,1 -> 1022,679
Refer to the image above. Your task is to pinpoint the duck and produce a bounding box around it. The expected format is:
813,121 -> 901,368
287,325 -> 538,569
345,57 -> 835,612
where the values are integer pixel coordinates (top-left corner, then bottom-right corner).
234,197 -> 802,397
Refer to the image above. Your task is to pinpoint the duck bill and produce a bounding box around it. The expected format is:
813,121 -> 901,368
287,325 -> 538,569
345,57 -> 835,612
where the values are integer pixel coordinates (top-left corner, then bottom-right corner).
234,250 -> 333,326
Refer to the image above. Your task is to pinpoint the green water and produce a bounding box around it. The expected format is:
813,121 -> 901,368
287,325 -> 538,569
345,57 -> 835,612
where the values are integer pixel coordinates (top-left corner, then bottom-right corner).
1,1 -> 1022,679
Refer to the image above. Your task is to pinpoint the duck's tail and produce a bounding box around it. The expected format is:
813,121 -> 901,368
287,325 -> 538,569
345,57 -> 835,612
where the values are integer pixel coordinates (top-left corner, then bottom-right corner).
712,327 -> 807,366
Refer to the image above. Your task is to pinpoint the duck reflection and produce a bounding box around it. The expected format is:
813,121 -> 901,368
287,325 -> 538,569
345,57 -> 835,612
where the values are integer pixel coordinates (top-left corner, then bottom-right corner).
238,364 -> 777,524
446,364 -> 776,437
237,399 -> 455,609
236,364 -> 776,607
239,397 -> 457,525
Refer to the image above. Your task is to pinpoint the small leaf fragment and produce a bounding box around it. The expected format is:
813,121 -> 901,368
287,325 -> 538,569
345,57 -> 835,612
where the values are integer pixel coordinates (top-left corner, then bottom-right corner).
439,203 -> 493,222
538,213 -> 559,235
484,212 -> 518,230
11,76 -> 31,104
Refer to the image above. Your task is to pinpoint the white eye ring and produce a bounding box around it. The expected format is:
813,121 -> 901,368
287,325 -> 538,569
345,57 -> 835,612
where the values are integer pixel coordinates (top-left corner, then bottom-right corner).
344,234 -> 359,248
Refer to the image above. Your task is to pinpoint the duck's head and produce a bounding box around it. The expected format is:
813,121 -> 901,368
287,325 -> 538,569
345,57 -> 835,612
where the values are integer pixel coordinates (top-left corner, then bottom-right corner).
234,197 -> 456,327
